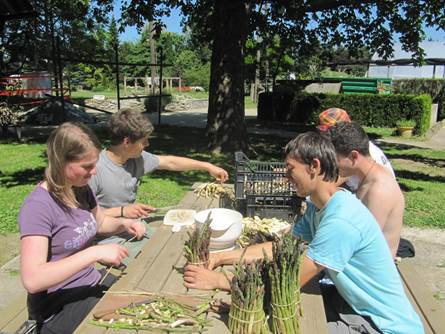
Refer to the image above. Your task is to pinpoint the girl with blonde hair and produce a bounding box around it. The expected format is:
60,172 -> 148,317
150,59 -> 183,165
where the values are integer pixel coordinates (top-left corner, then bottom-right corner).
18,122 -> 145,334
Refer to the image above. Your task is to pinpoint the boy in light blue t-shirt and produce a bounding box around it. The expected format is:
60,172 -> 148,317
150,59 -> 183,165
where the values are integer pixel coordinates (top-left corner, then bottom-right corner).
183,132 -> 424,334
293,191 -> 423,333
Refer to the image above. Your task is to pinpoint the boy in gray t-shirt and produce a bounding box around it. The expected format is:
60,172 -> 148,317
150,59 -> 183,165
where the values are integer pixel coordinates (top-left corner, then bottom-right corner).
89,108 -> 228,262
90,150 -> 160,210
89,108 -> 228,219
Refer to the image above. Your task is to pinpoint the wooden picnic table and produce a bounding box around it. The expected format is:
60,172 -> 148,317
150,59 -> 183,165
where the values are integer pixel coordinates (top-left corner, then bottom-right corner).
74,189 -> 328,334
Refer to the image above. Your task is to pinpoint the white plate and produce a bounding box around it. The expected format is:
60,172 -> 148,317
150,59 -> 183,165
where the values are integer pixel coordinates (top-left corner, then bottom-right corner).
163,209 -> 196,232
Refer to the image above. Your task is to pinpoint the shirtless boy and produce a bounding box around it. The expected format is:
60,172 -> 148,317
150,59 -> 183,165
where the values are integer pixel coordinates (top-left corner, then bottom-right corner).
327,122 -> 404,257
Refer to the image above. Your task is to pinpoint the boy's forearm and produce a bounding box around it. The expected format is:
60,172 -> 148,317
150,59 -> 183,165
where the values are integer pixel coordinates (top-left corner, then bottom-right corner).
217,271 -> 233,291
216,242 -> 273,266
159,156 -> 207,171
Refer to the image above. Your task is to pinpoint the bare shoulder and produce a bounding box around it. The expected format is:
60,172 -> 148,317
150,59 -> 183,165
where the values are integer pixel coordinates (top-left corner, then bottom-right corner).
368,169 -> 404,203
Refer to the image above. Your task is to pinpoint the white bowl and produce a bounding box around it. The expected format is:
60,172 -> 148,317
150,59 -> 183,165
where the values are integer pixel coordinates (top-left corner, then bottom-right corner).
195,208 -> 243,251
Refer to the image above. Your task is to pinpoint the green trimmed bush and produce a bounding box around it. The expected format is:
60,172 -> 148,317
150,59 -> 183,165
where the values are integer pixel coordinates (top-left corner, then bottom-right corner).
392,79 -> 445,120
258,91 -> 432,135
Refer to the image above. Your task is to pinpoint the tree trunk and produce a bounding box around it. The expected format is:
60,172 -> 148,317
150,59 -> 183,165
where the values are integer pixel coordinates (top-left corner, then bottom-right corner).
206,1 -> 249,153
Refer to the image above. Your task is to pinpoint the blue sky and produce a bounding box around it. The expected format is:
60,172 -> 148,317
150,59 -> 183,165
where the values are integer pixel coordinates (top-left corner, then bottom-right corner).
116,7 -> 444,43
116,7 -> 182,41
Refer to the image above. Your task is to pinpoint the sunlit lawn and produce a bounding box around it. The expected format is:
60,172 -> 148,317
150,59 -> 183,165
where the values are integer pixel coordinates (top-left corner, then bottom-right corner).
0,125 -> 444,234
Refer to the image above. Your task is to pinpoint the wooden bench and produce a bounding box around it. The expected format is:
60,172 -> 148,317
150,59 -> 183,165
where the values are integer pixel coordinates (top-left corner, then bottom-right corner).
398,260 -> 445,334
0,293 -> 28,333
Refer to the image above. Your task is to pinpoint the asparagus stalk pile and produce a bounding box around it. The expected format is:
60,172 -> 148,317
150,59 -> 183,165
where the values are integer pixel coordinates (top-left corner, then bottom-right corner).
91,296 -> 212,332
229,260 -> 269,334
266,234 -> 304,334
183,212 -> 212,265
194,182 -> 235,200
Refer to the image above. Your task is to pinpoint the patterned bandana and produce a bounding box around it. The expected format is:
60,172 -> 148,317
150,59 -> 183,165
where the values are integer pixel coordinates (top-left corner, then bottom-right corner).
317,108 -> 351,131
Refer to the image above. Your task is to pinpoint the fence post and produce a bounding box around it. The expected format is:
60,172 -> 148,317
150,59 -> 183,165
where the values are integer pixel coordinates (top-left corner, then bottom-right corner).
115,43 -> 121,110
158,48 -> 163,125
56,35 -> 65,120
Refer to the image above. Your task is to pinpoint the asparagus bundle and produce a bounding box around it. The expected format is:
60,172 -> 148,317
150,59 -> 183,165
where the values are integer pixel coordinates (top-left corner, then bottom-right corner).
266,234 -> 304,334
183,212 -> 212,266
229,260 -> 269,334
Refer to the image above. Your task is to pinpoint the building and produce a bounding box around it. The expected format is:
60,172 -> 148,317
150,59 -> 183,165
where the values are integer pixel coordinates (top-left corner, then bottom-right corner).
368,42 -> 445,79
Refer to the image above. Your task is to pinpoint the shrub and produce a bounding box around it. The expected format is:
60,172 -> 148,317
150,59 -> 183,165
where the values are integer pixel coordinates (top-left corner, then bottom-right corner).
396,119 -> 416,128
393,79 -> 445,120
258,91 -> 432,134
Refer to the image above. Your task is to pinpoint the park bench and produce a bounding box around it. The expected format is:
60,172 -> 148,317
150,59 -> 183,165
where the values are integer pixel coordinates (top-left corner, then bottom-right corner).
0,292 -> 28,333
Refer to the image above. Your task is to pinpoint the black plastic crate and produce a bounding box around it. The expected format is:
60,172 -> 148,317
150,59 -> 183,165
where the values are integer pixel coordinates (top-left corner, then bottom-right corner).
233,152 -> 301,222
246,194 -> 301,222
235,152 -> 293,199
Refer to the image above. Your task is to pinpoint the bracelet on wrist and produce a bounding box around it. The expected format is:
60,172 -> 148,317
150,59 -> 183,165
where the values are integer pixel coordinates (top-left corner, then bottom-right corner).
120,206 -> 124,218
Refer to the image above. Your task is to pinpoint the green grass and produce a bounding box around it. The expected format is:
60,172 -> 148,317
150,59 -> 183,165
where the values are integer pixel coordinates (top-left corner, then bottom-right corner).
7,269 -> 20,276
0,142 -> 47,233
433,291 -> 445,301
1,125 -> 444,234
379,143 -> 445,228
364,127 -> 395,139
71,89 -> 119,99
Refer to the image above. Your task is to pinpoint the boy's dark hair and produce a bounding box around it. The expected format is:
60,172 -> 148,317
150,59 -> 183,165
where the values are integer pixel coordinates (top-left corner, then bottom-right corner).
108,108 -> 154,145
284,131 -> 338,182
327,121 -> 370,157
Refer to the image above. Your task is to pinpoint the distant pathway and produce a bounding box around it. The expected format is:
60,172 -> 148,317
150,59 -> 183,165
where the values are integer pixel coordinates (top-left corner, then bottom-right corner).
377,121 -> 445,151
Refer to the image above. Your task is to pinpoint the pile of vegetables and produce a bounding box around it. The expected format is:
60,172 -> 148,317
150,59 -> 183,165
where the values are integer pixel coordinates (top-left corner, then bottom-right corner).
184,212 -> 212,265
91,296 -> 212,332
245,177 -> 291,195
265,234 -> 304,334
229,259 -> 269,334
194,182 -> 235,200
239,216 -> 291,247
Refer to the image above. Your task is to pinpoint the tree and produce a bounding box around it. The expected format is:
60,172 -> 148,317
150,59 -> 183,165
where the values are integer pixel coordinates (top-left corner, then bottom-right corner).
113,0 -> 444,152
3,1 -> 444,151
1,0 -> 110,70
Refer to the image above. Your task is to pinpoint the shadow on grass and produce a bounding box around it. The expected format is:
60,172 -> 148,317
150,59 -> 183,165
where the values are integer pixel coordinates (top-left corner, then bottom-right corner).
0,124 -> 291,190
398,182 -> 424,193
14,124 -> 438,191
150,125 -> 290,162
390,154 -> 445,168
0,167 -> 45,188
378,142 -> 445,167
396,170 -> 445,184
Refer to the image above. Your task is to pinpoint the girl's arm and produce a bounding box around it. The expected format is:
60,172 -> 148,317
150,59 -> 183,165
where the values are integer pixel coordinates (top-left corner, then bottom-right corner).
20,235 -> 128,294
93,205 -> 146,238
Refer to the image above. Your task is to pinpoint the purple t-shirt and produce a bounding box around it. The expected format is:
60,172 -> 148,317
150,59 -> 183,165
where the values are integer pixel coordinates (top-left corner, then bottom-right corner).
18,185 -> 101,293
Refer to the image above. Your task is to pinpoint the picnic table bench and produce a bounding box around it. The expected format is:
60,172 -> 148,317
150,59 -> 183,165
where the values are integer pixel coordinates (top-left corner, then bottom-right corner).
397,261 -> 445,334
1,187 -> 444,333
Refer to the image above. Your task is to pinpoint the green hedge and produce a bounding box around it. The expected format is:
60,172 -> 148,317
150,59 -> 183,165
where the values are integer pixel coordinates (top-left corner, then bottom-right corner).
258,92 -> 432,135
392,79 -> 445,120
